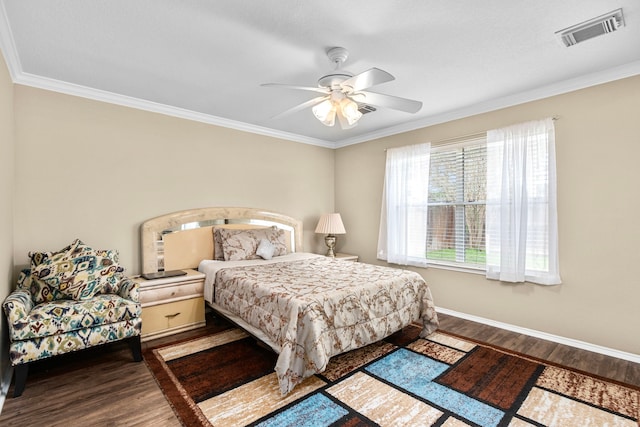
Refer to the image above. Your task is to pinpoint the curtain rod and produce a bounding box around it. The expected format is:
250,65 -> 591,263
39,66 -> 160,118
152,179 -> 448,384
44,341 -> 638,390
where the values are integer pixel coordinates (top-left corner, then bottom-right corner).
384,116 -> 559,151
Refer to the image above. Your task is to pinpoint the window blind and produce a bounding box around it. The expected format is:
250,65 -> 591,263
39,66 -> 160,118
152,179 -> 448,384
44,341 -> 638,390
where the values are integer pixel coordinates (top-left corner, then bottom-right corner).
426,139 -> 487,267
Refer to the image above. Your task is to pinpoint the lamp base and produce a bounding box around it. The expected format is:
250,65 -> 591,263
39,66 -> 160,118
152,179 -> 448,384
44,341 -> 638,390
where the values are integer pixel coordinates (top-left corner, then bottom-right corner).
324,234 -> 337,258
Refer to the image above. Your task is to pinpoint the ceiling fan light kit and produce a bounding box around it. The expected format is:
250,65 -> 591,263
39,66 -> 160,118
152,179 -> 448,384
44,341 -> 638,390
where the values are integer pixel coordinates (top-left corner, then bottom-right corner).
340,98 -> 362,125
312,99 -> 336,126
312,90 -> 362,127
262,47 -> 422,129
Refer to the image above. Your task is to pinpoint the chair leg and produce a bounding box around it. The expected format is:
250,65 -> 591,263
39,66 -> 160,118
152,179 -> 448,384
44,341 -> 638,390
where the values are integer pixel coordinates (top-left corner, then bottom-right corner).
13,364 -> 28,398
129,336 -> 142,362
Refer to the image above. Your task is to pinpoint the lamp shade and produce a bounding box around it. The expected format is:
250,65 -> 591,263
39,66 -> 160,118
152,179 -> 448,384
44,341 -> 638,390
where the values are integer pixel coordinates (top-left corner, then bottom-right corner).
314,213 -> 346,235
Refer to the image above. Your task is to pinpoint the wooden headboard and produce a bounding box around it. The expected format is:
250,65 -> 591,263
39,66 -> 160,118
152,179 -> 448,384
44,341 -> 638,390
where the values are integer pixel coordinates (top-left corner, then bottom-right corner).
140,207 -> 304,274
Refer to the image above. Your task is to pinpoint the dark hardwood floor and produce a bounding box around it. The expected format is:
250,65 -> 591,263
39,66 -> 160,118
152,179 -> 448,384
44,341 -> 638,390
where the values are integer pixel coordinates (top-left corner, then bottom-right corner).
1,311 -> 638,425
436,313 -> 640,387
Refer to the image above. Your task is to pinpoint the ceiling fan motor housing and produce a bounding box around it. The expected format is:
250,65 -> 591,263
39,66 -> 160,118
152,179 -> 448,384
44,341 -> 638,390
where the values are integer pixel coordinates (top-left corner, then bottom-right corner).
327,47 -> 349,66
318,72 -> 353,90
318,47 -> 355,90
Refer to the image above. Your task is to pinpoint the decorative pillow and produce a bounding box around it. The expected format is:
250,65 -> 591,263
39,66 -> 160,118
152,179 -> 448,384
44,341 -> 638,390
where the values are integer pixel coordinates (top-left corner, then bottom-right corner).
213,228 -> 226,261
15,269 -> 31,291
32,239 -> 122,301
218,226 -> 287,261
268,227 -> 288,257
256,238 -> 276,260
16,268 -> 62,305
28,239 -> 78,266
94,250 -> 126,294
213,227 -> 254,260
27,243 -> 76,303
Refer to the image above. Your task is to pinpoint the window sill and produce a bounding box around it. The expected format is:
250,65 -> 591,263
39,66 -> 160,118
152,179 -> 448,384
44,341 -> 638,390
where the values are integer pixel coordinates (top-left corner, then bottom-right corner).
426,261 -> 486,276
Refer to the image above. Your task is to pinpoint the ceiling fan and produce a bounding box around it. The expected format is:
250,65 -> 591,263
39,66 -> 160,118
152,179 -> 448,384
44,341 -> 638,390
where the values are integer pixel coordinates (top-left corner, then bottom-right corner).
262,47 -> 423,129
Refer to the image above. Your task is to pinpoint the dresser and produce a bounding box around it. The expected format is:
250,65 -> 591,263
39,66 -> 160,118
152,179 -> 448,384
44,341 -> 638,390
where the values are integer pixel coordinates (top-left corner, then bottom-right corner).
133,269 -> 206,342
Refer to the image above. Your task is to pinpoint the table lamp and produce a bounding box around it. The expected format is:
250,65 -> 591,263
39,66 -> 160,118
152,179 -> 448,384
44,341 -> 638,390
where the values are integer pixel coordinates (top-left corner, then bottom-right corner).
315,213 -> 346,258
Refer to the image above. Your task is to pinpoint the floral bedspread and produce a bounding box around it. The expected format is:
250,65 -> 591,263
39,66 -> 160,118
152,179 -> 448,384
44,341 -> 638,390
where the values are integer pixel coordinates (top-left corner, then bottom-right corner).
211,255 -> 439,395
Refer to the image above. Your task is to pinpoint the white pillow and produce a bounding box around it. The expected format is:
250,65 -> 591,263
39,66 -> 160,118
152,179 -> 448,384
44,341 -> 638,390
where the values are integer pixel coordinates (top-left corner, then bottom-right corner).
256,238 -> 276,260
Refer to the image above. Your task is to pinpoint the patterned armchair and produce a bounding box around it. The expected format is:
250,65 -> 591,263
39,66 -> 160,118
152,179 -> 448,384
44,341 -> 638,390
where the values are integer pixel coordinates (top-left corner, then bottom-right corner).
2,239 -> 142,397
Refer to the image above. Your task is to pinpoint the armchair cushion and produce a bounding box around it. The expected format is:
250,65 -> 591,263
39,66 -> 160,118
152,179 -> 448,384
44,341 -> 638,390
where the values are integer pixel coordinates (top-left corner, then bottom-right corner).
5,293 -> 141,342
9,319 -> 141,366
31,239 -> 123,301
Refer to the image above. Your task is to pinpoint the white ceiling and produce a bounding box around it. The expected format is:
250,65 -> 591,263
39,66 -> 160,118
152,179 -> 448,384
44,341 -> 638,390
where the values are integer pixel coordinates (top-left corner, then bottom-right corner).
1,1 -> 639,148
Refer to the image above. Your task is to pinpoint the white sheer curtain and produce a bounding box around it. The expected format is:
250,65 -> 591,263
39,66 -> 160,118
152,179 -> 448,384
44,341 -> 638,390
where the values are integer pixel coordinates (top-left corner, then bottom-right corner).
377,142 -> 431,267
485,118 -> 561,285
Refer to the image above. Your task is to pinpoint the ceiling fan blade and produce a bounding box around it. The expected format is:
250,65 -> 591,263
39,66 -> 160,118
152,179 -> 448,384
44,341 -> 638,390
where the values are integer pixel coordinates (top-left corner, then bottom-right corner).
351,91 -> 422,114
340,68 -> 395,92
261,83 -> 329,94
271,96 -> 328,120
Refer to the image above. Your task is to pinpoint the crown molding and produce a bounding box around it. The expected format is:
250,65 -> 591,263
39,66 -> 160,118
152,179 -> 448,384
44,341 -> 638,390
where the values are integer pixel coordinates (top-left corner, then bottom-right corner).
6,55 -> 640,152
12,71 -> 337,149
2,0 -> 639,151
334,59 -> 640,148
14,61 -> 639,151
0,1 -> 335,149
0,1 -> 21,81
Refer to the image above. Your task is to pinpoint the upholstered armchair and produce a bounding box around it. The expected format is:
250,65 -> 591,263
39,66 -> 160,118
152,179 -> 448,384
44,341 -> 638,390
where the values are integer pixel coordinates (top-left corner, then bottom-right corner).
2,239 -> 142,397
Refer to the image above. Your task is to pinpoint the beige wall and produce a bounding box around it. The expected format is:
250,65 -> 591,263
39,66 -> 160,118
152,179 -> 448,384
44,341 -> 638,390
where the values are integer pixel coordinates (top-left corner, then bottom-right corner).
13,86 -> 336,274
4,58 -> 640,363
336,75 -> 640,355
0,51 -> 15,390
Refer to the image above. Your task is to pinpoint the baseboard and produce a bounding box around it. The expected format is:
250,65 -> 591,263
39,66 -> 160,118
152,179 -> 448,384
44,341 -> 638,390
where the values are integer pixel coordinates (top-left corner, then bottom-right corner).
0,365 -> 13,415
437,306 -> 640,364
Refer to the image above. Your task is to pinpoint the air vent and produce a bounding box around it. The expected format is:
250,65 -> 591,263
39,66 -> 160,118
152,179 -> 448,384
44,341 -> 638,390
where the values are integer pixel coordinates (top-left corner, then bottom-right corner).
556,9 -> 625,47
358,104 -> 377,115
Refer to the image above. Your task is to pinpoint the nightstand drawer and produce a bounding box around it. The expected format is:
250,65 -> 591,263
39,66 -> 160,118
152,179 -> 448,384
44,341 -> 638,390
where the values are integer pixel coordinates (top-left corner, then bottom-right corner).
139,279 -> 204,306
141,297 -> 205,341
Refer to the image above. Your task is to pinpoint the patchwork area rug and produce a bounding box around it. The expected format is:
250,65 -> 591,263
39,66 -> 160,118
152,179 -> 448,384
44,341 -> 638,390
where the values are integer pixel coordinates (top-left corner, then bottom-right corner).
144,324 -> 639,427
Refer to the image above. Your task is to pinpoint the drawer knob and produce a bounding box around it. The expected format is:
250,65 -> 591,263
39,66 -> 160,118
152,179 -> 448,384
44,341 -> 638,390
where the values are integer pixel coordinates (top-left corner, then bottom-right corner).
165,312 -> 181,319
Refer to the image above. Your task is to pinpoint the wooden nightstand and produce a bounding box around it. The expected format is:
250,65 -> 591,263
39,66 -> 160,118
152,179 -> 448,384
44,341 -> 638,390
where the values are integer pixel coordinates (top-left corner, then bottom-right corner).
133,269 -> 206,342
334,253 -> 359,262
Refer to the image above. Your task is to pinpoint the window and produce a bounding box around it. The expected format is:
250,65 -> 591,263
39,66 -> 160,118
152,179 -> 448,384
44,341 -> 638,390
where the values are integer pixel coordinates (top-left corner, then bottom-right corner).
378,118 -> 560,285
426,139 -> 486,269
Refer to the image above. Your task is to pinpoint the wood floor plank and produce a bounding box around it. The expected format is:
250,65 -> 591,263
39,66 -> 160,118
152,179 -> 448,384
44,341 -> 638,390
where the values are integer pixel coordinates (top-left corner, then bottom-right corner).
626,362 -> 640,385
0,341 -> 181,426
437,312 -> 639,387
0,310 -> 637,425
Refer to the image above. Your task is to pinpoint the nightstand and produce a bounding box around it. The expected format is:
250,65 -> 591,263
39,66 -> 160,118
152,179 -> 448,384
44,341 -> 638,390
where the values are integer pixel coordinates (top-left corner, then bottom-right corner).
133,269 -> 206,342
334,253 -> 359,262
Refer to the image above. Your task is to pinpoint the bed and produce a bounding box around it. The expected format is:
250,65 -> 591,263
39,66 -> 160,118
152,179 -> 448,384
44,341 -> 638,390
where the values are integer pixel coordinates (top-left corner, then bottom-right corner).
141,207 -> 439,395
